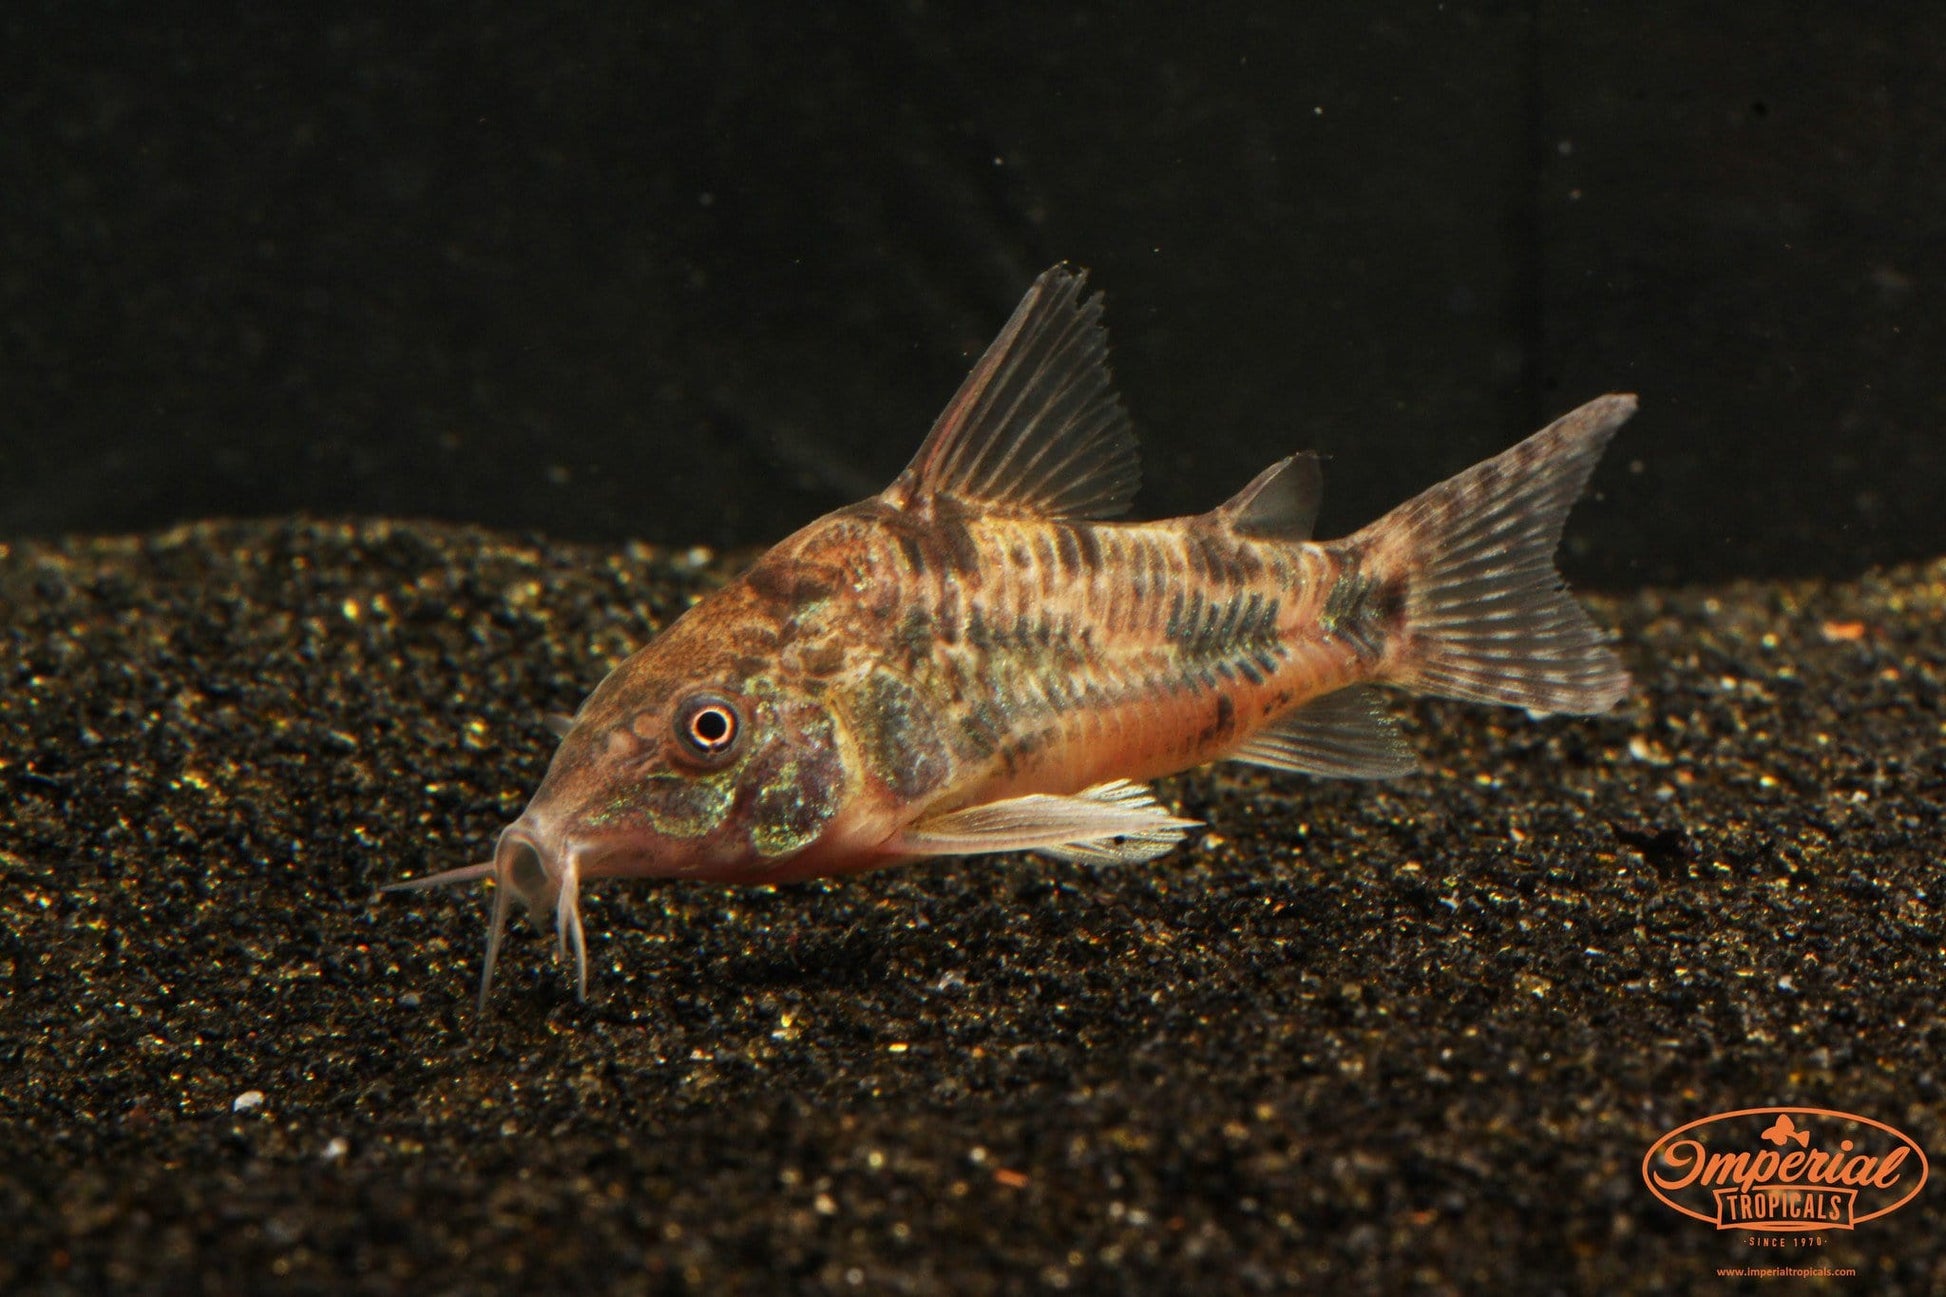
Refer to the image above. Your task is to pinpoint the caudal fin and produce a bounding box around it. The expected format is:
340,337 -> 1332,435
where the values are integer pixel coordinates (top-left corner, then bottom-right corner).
1362,394 -> 1635,715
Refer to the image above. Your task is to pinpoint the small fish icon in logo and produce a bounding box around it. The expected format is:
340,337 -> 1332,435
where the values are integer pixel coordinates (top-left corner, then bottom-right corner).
1761,1114 -> 1812,1148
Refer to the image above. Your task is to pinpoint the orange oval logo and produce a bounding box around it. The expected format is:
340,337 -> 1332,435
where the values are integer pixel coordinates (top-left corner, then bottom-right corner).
1642,1107 -> 1928,1232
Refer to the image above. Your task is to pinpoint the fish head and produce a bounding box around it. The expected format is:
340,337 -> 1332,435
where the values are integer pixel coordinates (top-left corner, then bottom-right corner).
521,659 -> 853,884
470,587 -> 860,977
440,628 -> 856,1007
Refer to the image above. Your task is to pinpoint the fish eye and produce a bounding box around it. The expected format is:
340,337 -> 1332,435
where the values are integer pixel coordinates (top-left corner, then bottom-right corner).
673,692 -> 742,765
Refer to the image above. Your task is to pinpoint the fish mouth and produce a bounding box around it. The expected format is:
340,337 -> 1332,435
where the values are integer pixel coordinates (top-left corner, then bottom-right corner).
478,820 -> 589,1011
384,820 -> 589,1012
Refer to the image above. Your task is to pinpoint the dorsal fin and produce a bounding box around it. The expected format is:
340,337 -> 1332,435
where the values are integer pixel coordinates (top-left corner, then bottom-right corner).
881,265 -> 1141,520
1216,454 -> 1322,540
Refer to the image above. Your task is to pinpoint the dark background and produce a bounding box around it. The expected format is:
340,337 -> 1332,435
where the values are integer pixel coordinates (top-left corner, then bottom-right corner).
5,4 -> 1943,586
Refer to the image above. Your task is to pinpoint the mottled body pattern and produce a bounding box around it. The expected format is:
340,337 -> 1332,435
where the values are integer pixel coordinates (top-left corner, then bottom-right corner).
748,506 -> 1361,875
389,266 -> 1635,1006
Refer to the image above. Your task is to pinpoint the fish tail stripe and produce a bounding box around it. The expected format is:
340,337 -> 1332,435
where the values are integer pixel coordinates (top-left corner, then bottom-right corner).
1365,394 -> 1636,716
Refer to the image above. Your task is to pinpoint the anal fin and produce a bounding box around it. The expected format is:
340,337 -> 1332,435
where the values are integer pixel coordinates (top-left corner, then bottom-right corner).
1228,685 -> 1418,779
897,779 -> 1200,865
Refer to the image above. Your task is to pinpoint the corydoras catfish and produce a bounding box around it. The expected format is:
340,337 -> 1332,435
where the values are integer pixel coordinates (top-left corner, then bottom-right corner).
388,265 -> 1633,1007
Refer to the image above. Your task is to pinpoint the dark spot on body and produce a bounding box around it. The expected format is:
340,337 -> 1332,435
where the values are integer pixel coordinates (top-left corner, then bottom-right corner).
1054,525 -> 1082,577
1373,574 -> 1408,626
1072,524 -> 1102,572
1040,674 -> 1070,710
1231,539 -> 1265,582
935,577 -> 963,644
894,608 -> 935,665
957,699 -> 1005,760
1185,525 -> 1240,587
897,531 -> 928,576
742,563 -> 788,605
743,560 -> 834,609
964,606 -> 994,651
1031,528 -> 1059,576
1213,595 -> 1244,644
744,702 -> 843,858
1165,585 -> 1288,690
995,727 -> 1049,778
936,515 -> 983,577
1198,694 -> 1237,745
1181,530 -> 1209,583
847,669 -> 951,800
1320,552 -> 1392,662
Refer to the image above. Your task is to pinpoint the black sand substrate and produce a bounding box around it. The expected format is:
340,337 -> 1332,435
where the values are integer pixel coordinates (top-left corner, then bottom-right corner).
2,518 -> 1942,1294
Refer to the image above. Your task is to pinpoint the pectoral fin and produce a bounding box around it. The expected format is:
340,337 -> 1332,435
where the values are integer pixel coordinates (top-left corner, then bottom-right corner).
898,779 -> 1199,865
